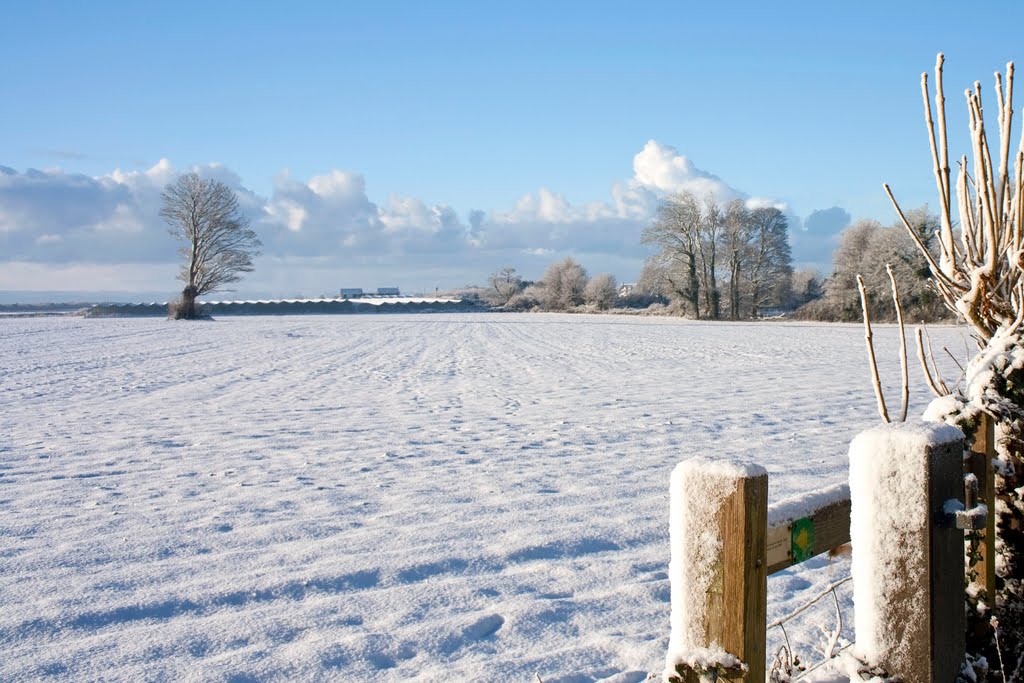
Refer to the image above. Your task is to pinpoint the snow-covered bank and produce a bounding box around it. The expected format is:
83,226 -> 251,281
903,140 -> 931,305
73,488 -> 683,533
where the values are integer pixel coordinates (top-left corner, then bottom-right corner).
0,314 -> 968,681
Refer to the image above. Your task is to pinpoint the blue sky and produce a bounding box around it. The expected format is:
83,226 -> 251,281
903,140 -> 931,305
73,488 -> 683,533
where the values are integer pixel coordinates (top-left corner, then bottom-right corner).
3,1 -> 1024,300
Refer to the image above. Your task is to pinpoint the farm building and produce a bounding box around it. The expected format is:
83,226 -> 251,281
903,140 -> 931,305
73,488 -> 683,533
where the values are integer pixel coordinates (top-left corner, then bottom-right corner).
339,288 -> 364,299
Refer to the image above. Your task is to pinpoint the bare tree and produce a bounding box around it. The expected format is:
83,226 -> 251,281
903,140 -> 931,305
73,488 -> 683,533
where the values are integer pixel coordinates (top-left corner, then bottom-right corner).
698,195 -> 723,319
642,191 -> 703,317
488,266 -> 522,306
722,199 -> 751,320
584,272 -> 618,310
161,173 -> 261,319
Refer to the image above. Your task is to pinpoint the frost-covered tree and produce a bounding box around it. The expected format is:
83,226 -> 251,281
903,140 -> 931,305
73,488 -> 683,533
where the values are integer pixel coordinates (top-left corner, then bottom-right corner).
722,199 -> 751,320
584,273 -> 618,310
161,173 -> 261,319
809,210 -> 943,322
743,207 -> 793,317
487,266 -> 523,306
645,192 -> 792,319
642,191 -> 703,317
822,219 -> 886,321
789,267 -> 824,308
698,196 -> 723,319
538,257 -> 588,310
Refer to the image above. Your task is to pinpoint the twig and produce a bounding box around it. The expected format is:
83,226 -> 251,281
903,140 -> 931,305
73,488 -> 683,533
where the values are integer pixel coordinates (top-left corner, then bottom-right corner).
942,346 -> 965,372
795,643 -> 853,680
779,621 -> 793,666
886,264 -> 909,421
886,56 -> 1024,341
916,328 -> 946,397
993,617 -> 1008,683
857,275 -> 889,423
824,583 -> 843,659
925,325 -> 951,394
767,576 -> 854,629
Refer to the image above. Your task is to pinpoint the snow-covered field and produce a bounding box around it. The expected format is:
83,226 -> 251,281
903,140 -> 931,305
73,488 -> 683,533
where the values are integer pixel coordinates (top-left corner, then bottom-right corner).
0,314 -> 968,682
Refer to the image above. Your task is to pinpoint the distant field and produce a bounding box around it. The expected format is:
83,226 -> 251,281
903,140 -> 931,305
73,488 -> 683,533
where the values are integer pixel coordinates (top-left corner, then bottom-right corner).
0,314 -> 968,682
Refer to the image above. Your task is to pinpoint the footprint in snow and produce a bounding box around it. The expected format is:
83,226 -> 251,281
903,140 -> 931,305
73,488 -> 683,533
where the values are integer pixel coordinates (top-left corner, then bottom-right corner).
463,613 -> 504,640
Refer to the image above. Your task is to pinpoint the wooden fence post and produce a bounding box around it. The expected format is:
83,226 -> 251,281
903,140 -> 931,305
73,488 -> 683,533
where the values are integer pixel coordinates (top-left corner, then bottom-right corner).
849,423 -> 965,683
966,412 -> 997,598
665,460 -> 767,682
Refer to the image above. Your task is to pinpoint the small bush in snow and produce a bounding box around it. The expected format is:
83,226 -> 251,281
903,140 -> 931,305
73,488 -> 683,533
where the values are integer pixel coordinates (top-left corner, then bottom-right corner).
584,273 -> 618,310
504,288 -> 543,312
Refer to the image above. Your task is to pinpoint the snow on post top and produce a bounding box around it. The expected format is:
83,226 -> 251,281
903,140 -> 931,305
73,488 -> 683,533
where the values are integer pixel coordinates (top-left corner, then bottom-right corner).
850,420 -> 963,452
671,457 -> 767,483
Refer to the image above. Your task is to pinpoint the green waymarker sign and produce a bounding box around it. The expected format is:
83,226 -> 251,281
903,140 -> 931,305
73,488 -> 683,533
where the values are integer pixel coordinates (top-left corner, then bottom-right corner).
791,517 -> 815,563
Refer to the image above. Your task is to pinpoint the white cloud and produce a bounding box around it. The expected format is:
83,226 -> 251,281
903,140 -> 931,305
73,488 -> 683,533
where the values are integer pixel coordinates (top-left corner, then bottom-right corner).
0,261 -> 178,294
0,140 -> 820,294
95,203 -> 145,233
631,140 -> 733,198
266,199 -> 307,233
745,196 -> 789,212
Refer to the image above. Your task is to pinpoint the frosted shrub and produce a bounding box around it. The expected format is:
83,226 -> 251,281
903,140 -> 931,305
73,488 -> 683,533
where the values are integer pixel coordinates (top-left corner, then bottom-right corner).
886,54 -> 1024,676
504,286 -> 544,312
537,257 -> 588,310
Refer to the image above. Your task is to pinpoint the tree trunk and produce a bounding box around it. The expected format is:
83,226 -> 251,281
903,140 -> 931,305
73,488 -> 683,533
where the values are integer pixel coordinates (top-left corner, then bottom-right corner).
704,251 -> 720,320
687,253 -> 700,319
750,283 -> 761,318
178,286 -> 198,320
729,254 -> 740,320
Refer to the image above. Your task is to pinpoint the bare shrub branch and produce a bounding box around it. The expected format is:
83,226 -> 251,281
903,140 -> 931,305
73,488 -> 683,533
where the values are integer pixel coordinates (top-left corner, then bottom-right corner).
857,274 -> 889,423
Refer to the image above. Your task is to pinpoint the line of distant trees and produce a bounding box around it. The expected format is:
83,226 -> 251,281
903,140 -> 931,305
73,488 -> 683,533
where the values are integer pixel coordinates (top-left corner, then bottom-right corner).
454,191 -> 949,323
637,192 -> 950,323
457,260 -> 659,312
457,191 -> 800,318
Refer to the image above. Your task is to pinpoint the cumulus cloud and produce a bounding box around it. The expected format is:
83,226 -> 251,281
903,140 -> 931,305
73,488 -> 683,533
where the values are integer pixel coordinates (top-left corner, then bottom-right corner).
1,163 -> 165,264
630,139 -> 735,198
791,206 -> 852,269
1,140 -> 832,295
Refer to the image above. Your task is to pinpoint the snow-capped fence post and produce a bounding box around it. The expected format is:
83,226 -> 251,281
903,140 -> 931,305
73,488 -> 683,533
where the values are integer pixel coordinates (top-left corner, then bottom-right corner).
966,412 -> 996,599
849,422 -> 966,682
664,459 -> 768,683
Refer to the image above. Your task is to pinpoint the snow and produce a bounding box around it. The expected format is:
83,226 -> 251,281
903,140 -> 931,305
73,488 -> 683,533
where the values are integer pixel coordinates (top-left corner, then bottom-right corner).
923,326 -> 1024,438
768,481 -> 850,527
847,421 -> 963,671
665,646 -> 744,679
0,314 -> 967,681
201,297 -> 461,305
